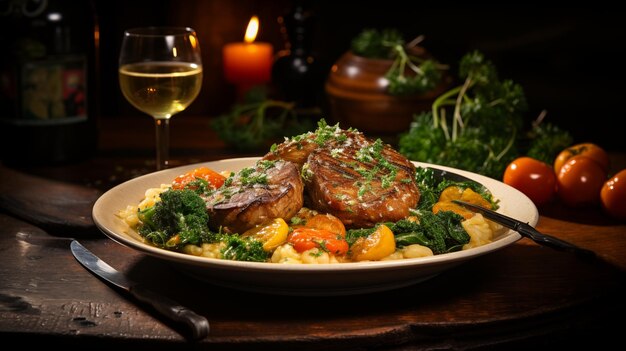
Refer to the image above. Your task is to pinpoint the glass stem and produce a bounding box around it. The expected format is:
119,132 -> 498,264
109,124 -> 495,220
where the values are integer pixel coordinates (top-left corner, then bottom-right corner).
155,118 -> 170,170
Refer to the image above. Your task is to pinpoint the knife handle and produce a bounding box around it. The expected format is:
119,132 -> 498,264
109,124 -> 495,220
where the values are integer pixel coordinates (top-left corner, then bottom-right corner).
129,284 -> 209,340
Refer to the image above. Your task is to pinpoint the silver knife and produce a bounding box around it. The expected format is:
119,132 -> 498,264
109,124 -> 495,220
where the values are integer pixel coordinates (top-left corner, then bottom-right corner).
70,240 -> 210,340
452,200 -> 596,259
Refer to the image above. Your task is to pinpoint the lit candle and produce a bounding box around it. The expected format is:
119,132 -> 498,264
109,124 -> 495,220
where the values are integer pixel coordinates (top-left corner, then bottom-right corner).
223,16 -> 273,88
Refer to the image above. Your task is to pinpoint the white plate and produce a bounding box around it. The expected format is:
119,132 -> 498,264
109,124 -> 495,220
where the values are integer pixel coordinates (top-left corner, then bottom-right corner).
92,157 -> 537,296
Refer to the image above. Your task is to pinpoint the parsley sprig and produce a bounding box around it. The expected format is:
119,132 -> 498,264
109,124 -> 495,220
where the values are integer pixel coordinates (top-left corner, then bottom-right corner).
212,88 -> 315,152
399,51 -> 571,178
351,28 -> 445,96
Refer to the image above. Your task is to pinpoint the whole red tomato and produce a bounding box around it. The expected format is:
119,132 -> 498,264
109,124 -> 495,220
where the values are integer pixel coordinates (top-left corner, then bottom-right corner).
503,157 -> 557,206
601,169 -> 626,220
554,143 -> 609,173
557,156 -> 607,207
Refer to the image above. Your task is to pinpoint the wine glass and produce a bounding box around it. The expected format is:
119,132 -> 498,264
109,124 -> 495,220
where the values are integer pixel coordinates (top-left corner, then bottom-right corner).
118,27 -> 202,170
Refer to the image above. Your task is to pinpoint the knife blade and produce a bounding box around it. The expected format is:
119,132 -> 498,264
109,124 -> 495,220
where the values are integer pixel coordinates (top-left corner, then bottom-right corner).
452,200 -> 596,259
70,240 -> 209,340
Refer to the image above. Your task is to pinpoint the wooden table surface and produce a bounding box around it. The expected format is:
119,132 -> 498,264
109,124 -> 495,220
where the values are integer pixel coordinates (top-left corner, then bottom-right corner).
1,116 -> 625,350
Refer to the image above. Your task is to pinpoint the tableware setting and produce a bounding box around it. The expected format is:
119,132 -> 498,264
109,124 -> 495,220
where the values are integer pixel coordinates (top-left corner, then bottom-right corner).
92,157 -> 538,296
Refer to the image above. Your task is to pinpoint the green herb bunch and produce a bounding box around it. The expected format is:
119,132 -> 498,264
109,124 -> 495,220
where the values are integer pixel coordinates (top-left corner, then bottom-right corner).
211,87 -> 315,152
351,28 -> 445,96
398,51 -> 571,179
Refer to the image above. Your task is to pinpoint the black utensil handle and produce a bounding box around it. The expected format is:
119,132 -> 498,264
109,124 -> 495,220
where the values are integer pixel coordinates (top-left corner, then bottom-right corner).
129,284 -> 210,340
519,224 -> 596,259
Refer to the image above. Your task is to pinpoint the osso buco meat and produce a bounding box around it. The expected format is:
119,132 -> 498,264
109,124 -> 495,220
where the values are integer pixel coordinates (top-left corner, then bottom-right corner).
205,160 -> 303,233
263,122 -> 420,228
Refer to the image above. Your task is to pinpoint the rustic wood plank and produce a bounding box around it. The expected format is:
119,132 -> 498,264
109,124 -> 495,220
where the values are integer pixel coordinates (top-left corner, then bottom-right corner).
1,213 -> 625,349
0,166 -> 102,236
536,203 -> 626,270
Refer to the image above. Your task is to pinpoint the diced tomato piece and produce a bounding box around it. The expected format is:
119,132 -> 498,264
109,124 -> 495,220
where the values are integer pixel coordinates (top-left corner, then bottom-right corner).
171,167 -> 226,190
305,213 -> 346,237
287,227 -> 349,256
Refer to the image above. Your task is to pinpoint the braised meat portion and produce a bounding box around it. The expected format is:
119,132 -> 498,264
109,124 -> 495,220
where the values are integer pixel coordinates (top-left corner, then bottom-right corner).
264,122 -> 420,228
205,160 -> 303,234
262,134 -> 318,170
305,135 -> 420,228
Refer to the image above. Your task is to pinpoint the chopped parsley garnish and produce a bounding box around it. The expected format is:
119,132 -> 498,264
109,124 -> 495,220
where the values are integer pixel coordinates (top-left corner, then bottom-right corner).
290,217 -> 305,226
347,138 -> 401,198
223,174 -> 234,187
314,240 -> 330,253
236,160 -> 276,186
301,163 -> 313,182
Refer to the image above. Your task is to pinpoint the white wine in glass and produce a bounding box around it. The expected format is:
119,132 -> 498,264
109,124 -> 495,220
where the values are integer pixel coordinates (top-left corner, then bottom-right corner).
119,27 -> 202,170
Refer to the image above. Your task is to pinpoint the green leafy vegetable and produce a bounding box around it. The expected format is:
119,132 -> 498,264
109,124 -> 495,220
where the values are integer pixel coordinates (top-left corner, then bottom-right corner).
211,87 -> 315,151
220,234 -> 269,262
351,28 -> 402,59
412,212 -> 445,253
525,112 -> 573,164
436,211 -> 470,251
414,167 -> 439,211
399,50 -> 572,178
389,219 -> 432,247
345,164 -> 500,255
394,230 -> 432,248
136,188 -> 268,262
183,178 -> 214,197
414,166 -> 497,211
138,189 -> 210,248
351,28 -> 444,96
345,226 -> 378,246
388,212 -> 469,254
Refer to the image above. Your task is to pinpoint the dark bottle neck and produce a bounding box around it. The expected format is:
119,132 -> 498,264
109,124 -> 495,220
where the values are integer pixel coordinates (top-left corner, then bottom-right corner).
280,2 -> 314,55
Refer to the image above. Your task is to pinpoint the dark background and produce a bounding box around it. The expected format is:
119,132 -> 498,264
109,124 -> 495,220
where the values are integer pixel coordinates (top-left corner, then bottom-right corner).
94,0 -> 626,151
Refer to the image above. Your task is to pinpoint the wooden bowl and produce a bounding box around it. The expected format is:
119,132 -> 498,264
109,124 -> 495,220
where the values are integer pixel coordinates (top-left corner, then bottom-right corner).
325,50 -> 449,135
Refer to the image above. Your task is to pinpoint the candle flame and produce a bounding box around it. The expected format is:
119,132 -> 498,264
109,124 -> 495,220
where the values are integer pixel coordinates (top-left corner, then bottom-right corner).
244,16 -> 259,43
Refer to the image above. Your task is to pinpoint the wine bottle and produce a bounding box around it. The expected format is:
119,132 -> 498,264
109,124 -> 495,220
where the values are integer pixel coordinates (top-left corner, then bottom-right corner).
0,0 -> 99,166
271,0 -> 322,109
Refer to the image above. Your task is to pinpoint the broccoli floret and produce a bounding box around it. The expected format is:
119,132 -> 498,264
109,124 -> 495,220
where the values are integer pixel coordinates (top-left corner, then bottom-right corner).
220,234 -> 269,262
138,189 -> 210,248
136,189 -> 269,262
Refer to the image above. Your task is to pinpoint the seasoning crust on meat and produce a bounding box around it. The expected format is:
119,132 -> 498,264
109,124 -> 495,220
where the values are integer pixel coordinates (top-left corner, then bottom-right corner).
263,121 -> 420,228
205,160 -> 304,234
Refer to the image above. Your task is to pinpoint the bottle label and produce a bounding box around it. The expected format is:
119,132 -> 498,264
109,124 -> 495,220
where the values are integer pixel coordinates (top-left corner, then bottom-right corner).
2,55 -> 88,126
